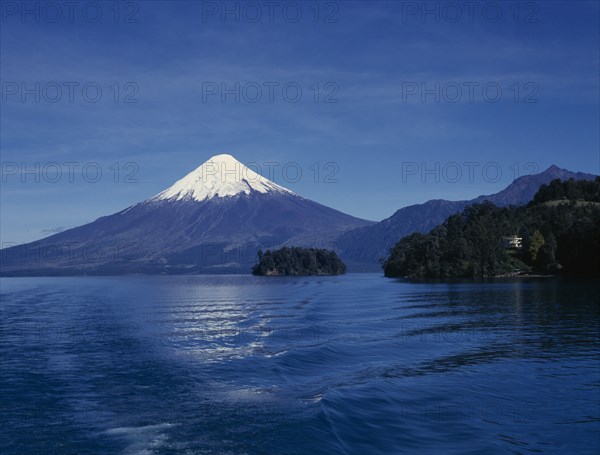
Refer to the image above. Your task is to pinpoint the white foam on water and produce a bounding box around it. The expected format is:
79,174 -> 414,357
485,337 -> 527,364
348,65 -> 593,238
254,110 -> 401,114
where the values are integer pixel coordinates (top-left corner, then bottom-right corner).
105,422 -> 175,455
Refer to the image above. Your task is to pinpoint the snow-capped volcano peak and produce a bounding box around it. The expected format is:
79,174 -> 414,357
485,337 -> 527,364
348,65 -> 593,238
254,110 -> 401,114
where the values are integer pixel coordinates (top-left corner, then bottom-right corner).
152,154 -> 296,202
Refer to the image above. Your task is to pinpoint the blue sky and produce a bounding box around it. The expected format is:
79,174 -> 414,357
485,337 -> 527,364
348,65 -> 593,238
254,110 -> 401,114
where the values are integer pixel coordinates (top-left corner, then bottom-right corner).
1,0 -> 599,244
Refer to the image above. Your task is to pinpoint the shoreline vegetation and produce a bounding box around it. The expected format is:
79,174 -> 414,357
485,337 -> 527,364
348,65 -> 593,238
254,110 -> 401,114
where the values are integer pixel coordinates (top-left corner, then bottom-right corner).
383,178 -> 600,279
252,247 -> 346,276
493,272 -> 555,278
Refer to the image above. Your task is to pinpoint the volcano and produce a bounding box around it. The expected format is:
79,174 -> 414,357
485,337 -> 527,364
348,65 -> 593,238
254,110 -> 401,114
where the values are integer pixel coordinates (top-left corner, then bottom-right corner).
1,154 -> 374,275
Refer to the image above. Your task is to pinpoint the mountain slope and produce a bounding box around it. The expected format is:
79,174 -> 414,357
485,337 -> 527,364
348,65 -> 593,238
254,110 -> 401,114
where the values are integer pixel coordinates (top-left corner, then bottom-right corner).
1,155 -> 374,275
470,165 -> 598,206
335,165 -> 598,270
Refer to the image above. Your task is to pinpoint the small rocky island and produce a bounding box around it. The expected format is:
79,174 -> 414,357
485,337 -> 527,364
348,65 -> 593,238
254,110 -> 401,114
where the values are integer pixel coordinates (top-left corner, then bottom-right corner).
252,247 -> 346,276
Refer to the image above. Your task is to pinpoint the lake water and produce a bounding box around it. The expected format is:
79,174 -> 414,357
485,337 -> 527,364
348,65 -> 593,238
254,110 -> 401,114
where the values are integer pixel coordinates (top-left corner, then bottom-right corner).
1,274 -> 599,454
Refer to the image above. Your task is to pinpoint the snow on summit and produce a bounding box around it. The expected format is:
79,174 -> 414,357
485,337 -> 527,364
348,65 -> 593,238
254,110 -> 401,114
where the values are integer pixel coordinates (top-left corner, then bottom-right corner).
153,154 -> 296,202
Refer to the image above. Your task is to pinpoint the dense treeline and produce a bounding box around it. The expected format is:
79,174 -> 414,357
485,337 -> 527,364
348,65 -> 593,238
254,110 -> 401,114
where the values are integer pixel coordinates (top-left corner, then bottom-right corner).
383,179 -> 600,279
252,247 -> 346,276
533,177 -> 600,204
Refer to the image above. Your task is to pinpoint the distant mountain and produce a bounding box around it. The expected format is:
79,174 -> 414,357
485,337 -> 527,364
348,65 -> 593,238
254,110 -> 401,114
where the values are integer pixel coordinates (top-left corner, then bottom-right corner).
335,165 -> 598,270
2,160 -> 596,276
470,165 -> 598,206
1,155 -> 373,276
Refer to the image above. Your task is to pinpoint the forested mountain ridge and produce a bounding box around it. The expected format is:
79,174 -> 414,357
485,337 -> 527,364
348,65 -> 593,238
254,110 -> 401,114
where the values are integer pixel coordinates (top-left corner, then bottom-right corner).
383,178 -> 600,279
336,165 -> 597,270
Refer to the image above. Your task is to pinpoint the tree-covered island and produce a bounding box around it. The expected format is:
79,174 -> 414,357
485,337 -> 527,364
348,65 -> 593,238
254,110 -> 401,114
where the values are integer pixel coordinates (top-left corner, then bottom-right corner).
252,247 -> 347,276
383,178 -> 600,279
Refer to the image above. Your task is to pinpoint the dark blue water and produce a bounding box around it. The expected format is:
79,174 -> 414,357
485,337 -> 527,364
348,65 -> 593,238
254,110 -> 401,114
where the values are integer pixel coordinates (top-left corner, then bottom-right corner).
1,275 -> 599,454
